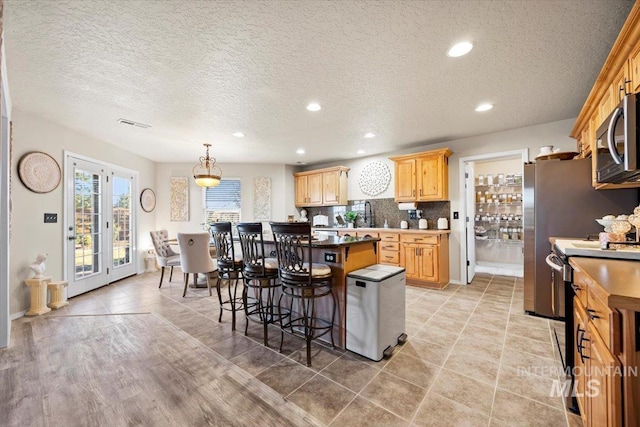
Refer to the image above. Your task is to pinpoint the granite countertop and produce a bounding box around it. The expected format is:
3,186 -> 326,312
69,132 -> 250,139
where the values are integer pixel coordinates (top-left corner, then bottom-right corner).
569,257 -> 640,310
313,227 -> 451,234
263,235 -> 381,248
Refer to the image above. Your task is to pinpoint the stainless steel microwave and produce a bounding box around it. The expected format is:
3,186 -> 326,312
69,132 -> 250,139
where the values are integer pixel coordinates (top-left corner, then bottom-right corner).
595,92 -> 640,184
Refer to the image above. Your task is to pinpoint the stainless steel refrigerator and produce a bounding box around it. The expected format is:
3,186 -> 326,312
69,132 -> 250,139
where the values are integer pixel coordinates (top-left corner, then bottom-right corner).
523,158 -> 638,318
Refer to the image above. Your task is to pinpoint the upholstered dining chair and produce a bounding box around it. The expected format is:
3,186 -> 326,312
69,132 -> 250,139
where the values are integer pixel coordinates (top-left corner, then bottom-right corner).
149,229 -> 181,288
177,232 -> 215,298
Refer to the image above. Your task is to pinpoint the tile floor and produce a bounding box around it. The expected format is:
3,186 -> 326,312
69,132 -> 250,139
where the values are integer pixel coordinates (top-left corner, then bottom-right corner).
3,271 -> 582,426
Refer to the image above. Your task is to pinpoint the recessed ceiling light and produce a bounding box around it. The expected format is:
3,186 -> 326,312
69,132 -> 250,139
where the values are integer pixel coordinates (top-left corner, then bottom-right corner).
447,41 -> 473,57
296,148 -> 306,155
306,103 -> 322,112
364,132 -> 376,138
475,103 -> 494,112
357,149 -> 365,154
232,131 -> 245,138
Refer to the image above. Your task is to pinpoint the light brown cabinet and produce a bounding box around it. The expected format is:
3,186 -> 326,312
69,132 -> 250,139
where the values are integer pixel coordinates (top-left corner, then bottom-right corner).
294,166 -> 349,207
570,4 -> 640,188
399,233 -> 448,289
572,265 -> 626,427
378,232 -> 400,266
389,148 -> 451,202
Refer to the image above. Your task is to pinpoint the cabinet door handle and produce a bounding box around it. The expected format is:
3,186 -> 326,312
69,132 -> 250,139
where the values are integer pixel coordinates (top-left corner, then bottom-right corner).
419,189 -> 422,196
570,283 -> 580,293
586,308 -> 600,320
412,189 -> 415,197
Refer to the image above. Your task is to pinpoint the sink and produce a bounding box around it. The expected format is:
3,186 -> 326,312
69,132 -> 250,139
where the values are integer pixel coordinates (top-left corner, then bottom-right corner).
570,241 -> 601,249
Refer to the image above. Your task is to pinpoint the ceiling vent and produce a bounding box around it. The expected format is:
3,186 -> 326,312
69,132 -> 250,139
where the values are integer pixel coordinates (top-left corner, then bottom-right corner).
117,118 -> 151,129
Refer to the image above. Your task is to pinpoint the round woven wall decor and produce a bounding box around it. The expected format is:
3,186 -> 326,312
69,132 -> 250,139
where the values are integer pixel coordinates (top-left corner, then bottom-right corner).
358,161 -> 391,196
18,151 -> 61,193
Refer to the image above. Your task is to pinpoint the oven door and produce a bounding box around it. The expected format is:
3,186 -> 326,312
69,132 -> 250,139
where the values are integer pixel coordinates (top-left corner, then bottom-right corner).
545,253 -> 566,318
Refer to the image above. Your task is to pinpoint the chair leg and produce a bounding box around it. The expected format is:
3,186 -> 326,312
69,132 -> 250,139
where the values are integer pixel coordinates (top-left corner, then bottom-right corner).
169,266 -> 174,282
205,273 -> 212,297
182,273 -> 189,297
228,274 -> 236,331
243,279 -> 250,336
216,274 -> 224,323
278,293 -> 285,354
158,267 -> 165,288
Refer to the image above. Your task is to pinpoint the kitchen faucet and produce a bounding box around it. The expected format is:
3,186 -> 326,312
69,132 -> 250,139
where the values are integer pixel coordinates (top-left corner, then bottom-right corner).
363,200 -> 374,227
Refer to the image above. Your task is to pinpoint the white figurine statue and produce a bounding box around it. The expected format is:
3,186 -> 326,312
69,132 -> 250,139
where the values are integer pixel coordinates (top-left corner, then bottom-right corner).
300,209 -> 308,222
29,253 -> 48,278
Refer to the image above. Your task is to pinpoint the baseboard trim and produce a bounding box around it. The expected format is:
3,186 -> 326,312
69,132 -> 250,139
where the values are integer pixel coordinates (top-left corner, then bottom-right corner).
10,310 -> 27,320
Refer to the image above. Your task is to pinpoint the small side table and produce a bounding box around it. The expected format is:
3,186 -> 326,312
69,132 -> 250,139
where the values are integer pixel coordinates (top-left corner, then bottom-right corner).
47,281 -> 69,309
24,276 -> 52,316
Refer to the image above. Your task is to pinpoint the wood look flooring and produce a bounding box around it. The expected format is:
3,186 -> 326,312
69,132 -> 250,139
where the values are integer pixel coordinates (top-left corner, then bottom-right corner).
1,272 -> 581,426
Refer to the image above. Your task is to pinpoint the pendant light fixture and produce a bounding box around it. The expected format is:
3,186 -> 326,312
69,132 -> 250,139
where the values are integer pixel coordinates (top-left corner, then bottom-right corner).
193,143 -> 222,187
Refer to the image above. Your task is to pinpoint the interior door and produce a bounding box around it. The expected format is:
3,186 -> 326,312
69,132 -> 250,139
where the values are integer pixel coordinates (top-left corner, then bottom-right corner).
465,162 -> 476,282
65,156 -> 137,297
67,157 -> 108,297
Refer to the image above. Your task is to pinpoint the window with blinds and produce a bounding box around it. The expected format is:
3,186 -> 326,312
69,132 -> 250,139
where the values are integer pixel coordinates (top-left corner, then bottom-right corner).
203,179 -> 241,225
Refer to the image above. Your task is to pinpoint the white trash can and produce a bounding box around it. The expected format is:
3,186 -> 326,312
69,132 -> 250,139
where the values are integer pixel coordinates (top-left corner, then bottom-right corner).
346,264 -> 406,361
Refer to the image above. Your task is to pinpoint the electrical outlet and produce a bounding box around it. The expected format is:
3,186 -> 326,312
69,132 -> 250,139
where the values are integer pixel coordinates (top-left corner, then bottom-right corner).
324,252 -> 339,263
44,213 -> 57,223
453,212 -> 459,219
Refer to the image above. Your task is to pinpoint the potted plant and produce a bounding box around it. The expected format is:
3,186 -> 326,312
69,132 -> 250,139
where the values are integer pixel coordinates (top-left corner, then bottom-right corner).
344,211 -> 358,228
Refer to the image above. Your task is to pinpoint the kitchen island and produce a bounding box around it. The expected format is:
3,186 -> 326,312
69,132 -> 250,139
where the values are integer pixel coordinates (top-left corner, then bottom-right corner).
265,235 -> 381,349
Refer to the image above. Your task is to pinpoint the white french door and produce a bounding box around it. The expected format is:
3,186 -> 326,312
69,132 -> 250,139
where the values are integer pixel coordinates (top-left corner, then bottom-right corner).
65,155 -> 137,297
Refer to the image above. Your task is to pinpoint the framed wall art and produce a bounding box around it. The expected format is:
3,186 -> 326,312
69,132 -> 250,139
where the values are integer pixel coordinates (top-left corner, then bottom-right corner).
170,177 -> 189,221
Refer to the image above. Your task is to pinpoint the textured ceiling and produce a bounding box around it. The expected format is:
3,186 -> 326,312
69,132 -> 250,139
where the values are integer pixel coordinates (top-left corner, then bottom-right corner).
4,0 -> 634,165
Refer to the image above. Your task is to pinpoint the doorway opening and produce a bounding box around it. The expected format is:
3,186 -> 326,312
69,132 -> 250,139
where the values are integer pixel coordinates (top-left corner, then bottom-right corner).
459,149 -> 528,284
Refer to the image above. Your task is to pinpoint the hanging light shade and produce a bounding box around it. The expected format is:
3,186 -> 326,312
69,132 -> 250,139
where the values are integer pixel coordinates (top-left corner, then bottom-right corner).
193,143 -> 222,187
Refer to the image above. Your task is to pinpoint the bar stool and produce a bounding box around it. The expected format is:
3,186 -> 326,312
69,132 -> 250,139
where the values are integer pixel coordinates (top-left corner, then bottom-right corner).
237,222 -> 288,346
209,222 -> 244,331
270,222 -> 337,367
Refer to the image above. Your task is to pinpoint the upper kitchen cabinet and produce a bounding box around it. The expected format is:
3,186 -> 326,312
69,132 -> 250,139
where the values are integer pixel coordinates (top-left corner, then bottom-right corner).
571,3 -> 640,189
390,148 -> 452,202
294,166 -> 349,207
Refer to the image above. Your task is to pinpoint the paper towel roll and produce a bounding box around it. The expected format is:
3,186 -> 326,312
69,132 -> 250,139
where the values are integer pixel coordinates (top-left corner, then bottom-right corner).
398,202 -> 417,211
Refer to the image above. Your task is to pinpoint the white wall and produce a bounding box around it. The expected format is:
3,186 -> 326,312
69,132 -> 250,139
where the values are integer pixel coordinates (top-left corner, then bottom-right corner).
9,109 -> 156,315
154,162 -> 293,240
302,118 -> 577,284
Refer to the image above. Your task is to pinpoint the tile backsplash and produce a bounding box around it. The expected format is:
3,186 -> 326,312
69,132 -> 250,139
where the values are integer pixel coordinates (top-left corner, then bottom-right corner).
301,198 -> 450,230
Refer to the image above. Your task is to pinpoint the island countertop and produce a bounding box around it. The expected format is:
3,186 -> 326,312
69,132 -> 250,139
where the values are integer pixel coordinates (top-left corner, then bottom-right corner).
569,256 -> 640,310
312,227 -> 450,235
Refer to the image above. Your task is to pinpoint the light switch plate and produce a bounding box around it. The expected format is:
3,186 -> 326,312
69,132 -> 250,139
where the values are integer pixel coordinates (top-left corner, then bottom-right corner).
44,213 -> 57,223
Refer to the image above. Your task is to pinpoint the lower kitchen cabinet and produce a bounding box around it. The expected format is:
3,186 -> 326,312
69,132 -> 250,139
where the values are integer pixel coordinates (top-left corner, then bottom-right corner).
378,232 -> 400,266
570,259 -> 633,427
399,233 -> 449,289
575,294 -> 623,427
